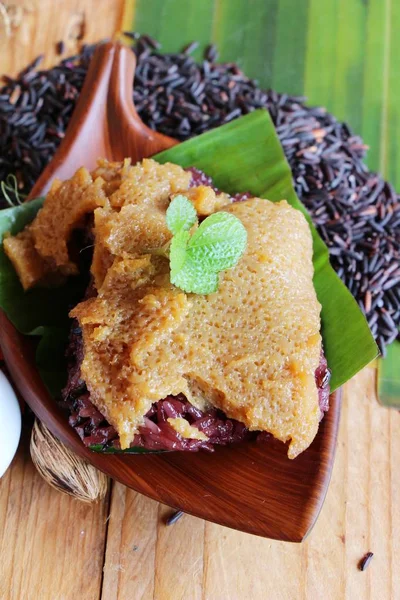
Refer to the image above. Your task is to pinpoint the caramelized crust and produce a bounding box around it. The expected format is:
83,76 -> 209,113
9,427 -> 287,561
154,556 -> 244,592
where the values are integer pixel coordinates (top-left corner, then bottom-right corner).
182,186 -> 231,215
72,198 -> 322,458
89,159 -> 191,288
4,159 -> 192,289
106,158 -> 191,209
3,229 -> 62,290
30,168 -> 107,275
71,255 -> 190,449
5,159 -> 322,457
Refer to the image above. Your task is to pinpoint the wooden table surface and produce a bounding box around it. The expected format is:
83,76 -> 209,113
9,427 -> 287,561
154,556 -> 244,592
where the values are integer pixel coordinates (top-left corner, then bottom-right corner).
0,1 -> 399,599
1,368 -> 399,600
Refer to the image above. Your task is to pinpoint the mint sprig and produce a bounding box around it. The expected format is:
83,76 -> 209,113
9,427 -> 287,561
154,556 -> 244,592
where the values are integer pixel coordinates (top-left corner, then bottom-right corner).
166,195 -> 247,294
166,194 -> 197,234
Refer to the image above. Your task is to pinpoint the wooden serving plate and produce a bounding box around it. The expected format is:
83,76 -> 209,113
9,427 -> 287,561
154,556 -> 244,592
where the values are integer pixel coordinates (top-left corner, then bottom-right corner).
0,42 -> 341,542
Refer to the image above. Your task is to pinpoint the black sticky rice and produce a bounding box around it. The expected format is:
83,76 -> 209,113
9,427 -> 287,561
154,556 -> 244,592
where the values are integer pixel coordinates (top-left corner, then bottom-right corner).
61,168 -> 330,452
0,36 -> 399,357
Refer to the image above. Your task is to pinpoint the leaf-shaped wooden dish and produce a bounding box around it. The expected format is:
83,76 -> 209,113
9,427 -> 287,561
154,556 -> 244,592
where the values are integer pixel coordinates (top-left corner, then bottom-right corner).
0,41 -> 341,542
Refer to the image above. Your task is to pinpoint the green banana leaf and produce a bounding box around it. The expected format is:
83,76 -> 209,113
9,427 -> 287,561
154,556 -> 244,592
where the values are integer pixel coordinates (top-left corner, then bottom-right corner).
128,0 -> 400,187
88,444 -> 166,454
0,110 -> 377,439
0,198 -> 89,397
378,341 -> 400,407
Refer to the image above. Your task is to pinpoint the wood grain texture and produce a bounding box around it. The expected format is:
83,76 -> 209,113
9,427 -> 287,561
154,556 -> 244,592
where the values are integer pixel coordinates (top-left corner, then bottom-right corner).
0,1 -> 399,597
102,485 -> 159,600
0,0 -> 125,77
2,368 -> 393,599
100,368 -> 399,600
0,425 -> 109,600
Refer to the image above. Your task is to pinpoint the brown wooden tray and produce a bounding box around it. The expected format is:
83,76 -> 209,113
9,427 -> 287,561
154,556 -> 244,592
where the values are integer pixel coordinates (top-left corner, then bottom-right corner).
0,41 -> 341,542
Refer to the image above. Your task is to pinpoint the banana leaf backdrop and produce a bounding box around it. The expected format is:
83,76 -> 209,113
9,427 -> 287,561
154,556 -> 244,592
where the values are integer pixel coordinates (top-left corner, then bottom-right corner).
123,0 -> 399,403
124,0 -> 399,186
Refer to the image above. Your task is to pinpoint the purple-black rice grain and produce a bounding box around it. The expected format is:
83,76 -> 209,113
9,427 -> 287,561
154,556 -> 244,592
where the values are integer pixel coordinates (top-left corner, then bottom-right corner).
0,35 -> 399,354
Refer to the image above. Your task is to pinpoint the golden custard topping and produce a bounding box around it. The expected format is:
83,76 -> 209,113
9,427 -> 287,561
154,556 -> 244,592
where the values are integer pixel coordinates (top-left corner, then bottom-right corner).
4,158 -> 322,458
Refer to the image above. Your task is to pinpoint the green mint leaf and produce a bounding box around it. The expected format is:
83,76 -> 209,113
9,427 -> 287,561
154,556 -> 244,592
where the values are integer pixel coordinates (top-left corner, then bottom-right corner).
168,206 -> 247,295
171,257 -> 219,294
166,195 -> 197,235
169,229 -> 190,280
187,212 -> 247,272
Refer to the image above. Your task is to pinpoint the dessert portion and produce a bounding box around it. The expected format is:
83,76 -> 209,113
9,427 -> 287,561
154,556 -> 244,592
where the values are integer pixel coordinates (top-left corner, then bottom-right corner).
4,158 -> 330,458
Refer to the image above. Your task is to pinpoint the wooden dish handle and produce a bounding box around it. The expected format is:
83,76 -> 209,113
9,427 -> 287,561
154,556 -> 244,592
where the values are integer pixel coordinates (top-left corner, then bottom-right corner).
29,42 -> 177,199
108,44 -> 177,160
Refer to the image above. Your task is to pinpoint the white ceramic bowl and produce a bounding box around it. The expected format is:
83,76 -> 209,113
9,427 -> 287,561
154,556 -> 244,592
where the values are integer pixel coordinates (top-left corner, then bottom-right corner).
0,371 -> 21,477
